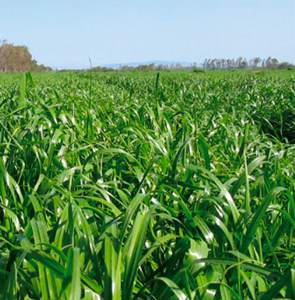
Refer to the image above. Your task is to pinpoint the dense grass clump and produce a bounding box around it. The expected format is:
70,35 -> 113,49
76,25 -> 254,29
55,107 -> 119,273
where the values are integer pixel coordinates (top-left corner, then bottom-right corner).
0,70 -> 295,300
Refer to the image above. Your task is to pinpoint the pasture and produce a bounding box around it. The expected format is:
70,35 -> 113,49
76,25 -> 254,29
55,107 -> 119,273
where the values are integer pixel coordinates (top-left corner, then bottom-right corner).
0,70 -> 295,299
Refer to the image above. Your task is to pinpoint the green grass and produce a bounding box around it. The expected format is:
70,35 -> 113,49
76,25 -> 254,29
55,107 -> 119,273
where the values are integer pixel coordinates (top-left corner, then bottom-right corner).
0,70 -> 295,299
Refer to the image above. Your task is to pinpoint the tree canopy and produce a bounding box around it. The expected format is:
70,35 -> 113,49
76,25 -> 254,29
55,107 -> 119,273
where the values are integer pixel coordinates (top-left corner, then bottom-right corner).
0,41 -> 52,73
203,57 -> 295,70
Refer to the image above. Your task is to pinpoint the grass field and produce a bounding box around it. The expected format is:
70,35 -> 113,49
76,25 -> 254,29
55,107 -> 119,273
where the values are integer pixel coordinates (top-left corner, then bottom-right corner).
0,70 -> 295,299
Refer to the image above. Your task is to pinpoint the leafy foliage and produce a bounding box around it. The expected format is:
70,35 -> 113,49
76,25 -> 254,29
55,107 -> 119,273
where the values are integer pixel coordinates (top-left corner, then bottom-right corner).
0,42 -> 52,73
0,70 -> 295,299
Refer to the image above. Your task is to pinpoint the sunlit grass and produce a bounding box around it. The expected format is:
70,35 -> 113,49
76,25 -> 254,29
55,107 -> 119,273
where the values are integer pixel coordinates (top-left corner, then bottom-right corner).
0,70 -> 295,299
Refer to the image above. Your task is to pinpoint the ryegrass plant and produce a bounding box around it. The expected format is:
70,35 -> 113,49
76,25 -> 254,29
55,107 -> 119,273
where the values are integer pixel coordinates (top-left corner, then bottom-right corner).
0,70 -> 295,299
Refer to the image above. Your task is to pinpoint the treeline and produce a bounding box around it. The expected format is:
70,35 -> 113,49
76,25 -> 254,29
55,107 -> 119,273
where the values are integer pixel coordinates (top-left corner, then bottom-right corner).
203,57 -> 295,70
4,41 -> 291,73
0,41 -> 52,73
89,63 -> 200,72
89,58 -> 294,73
119,63 -> 199,72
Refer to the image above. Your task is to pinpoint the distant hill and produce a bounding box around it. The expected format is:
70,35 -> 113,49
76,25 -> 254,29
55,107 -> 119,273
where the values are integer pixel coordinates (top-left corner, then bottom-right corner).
102,60 -> 201,69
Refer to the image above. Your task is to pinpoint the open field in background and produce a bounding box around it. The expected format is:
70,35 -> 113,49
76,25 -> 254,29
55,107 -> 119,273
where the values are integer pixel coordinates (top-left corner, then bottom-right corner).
0,70 -> 295,299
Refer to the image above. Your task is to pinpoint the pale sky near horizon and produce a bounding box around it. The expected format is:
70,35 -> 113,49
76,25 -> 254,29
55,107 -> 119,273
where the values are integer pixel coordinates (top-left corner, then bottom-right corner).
0,0 -> 294,69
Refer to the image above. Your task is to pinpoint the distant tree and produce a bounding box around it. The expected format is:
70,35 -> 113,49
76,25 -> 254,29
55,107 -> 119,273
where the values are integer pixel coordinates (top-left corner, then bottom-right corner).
277,62 -> 295,70
210,59 -> 216,70
175,63 -> 183,71
221,59 -> 226,70
202,56 -> 293,71
250,57 -> 261,68
265,57 -> 280,69
241,58 -> 249,69
136,63 -> 155,71
155,64 -> 168,71
31,63 -> 52,72
226,59 -> 234,69
216,59 -> 222,70
90,66 -> 114,72
0,42 -> 51,73
261,59 -> 266,68
235,57 -> 243,69
0,43 -> 13,72
120,65 -> 135,71
270,58 -> 279,69
0,43 -> 31,72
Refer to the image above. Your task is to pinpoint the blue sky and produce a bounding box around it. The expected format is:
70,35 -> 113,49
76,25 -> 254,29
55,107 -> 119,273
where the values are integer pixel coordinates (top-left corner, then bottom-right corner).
1,0 -> 294,69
